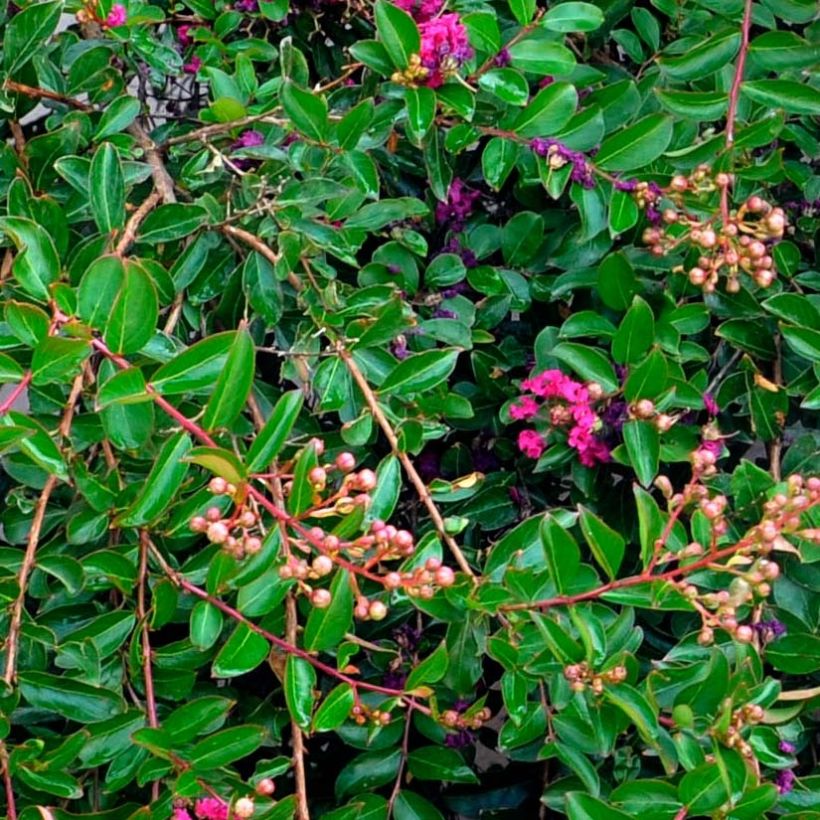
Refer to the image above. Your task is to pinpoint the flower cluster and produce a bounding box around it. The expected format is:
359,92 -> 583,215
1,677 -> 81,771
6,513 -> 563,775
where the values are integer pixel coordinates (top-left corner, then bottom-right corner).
190,478 -> 263,559
393,0 -> 442,22
76,0 -> 127,28
106,3 -> 126,26
636,167 -> 787,292
511,370 -> 609,466
563,663 -> 627,695
440,702 -> 491,745
531,139 -> 595,188
392,13 -> 473,87
435,178 -> 480,231
173,796 -> 255,820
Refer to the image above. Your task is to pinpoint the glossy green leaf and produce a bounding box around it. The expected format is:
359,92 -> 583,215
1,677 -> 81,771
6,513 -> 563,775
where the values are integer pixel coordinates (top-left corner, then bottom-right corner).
212,622 -> 270,677
201,328 -> 255,430
284,655 -> 316,729
303,569 -> 354,652
90,143 -> 126,234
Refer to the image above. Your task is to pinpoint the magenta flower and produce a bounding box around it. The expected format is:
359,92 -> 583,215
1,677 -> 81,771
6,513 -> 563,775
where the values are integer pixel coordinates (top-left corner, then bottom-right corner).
183,55 -> 202,74
232,130 -> 265,150
419,13 -> 473,87
703,392 -> 719,416
178,24 -> 193,46
774,769 -> 796,794
435,179 -> 480,231
105,3 -> 127,26
235,0 -> 259,11
195,797 -> 229,820
510,396 -> 539,421
173,810 -> 193,820
779,740 -> 796,754
530,139 -> 595,188
394,0 -> 442,21
518,430 -> 545,459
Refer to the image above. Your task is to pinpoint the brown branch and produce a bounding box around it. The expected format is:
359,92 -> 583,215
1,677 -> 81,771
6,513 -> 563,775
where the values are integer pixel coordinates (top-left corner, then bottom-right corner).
340,348 -> 476,579
3,373 -> 83,684
2,80 -> 93,111
768,333 -> 783,482
162,111 -> 287,147
222,225 -> 303,293
1,743 -> 16,820
115,190 -> 162,256
138,531 -> 160,801
128,121 -> 177,204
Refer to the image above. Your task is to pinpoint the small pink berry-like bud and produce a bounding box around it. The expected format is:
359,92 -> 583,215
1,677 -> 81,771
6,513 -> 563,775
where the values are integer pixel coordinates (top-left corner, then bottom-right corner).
206,506 -> 223,522
335,452 -> 356,472
735,625 -> 753,643
766,210 -> 785,235
357,469 -> 377,491
207,521 -> 229,544
394,530 -> 414,550
309,466 -> 327,486
670,175 -> 688,192
310,438 -> 325,456
748,241 -> 766,259
655,413 -> 675,432
384,572 -> 402,590
369,600 -> 387,621
586,382 -> 603,401
323,535 -> 340,551
209,477 -> 228,494
239,510 -> 257,528
279,564 -> 293,579
755,269 -> 775,288
746,195 -> 764,212
256,778 -> 276,796
312,589 -> 332,608
425,557 -> 442,571
689,267 -> 707,286
309,527 -> 325,543
419,585 -> 434,599
190,515 -> 207,532
715,172 -> 731,188
698,627 -> 714,646
435,566 -> 455,587
244,536 -> 262,554
370,519 -> 386,533
234,797 -> 255,818
634,399 -> 655,419
699,228 -> 717,248
312,555 -> 334,576
761,560 -> 780,580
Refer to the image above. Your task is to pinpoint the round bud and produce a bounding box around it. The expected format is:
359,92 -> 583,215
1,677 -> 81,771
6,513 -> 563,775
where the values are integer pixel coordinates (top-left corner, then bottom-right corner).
735,625 -> 754,643
442,710 -> 459,727
394,530 -> 414,550
369,600 -> 388,621
749,240 -> 766,259
689,267 -> 707,286
384,572 -> 402,590
279,564 -> 293,579
746,195 -> 764,212
662,208 -> 678,223
309,466 -> 327,486
209,477 -> 228,495
425,557 -> 442,571
700,228 -> 717,248
256,778 -> 276,797
310,438 -> 325,456
244,536 -> 262,554
435,566 -> 455,587
670,175 -> 688,192
715,172 -> 731,188
357,469 -> 377,491
698,627 -> 714,646
206,506 -> 223,522
635,399 -> 655,419
207,521 -> 229,544
239,510 -> 257,528
312,589 -> 332,608
234,798 -> 255,819
755,269 -> 775,288
655,414 -> 675,432
312,555 -> 334,576
762,560 -> 780,580
335,452 -> 356,472
323,534 -> 340,551
419,585 -> 434,599
766,211 -> 785,234
190,515 -> 208,533
586,382 -> 603,401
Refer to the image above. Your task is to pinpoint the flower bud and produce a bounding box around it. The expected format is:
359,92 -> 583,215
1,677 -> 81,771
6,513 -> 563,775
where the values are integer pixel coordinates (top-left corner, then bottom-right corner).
435,566 -> 455,587
206,506 -> 223,522
634,399 -> 655,419
312,555 -> 334,576
207,521 -> 229,544
209,477 -> 228,494
244,536 -> 262,554
190,515 -> 208,532
357,469 -> 377,491
312,589 -> 332,608
369,600 -> 388,621
735,625 -> 753,643
256,778 -> 276,796
234,798 -> 255,819
335,452 -> 356,472
384,572 -> 402,590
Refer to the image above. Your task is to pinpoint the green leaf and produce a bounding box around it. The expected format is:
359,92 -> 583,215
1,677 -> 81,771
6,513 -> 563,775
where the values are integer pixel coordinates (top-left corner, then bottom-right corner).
508,39 -> 575,75
95,96 -> 141,140
565,793 -> 632,820
406,641 -> 449,691
479,69 -> 530,106
540,514 -> 581,594
595,114 -> 673,171
104,260 -> 158,354
0,216 -> 60,301
117,432 -> 192,526
5,301 -> 50,347
187,446 -> 247,485
163,696 -> 235,744
190,600 -> 223,650
312,684 -> 355,732
201,328 -> 254,430
655,89 -> 728,121
658,30 -> 740,80
405,87 -> 436,145
281,81 -> 329,142
246,390 -> 304,471
578,506 -> 625,580
336,99 -> 375,150
97,363 -> 149,409
303,569 -> 354,652
603,684 -> 659,745
609,189 -> 639,235
407,746 -> 478,783
552,343 -> 618,393
781,325 -> 820,361
15,767 -> 83,799
19,672 -> 124,723
335,748 -> 401,799
189,725 -> 266,770
0,411 -> 67,479
90,143 -> 126,234
374,0 -> 419,69
612,296 -> 655,364
508,0 -> 535,25
150,331 -> 236,394
765,633 -> 820,673
597,252 -> 637,311
677,763 -> 730,814
4,0 -> 62,73
742,80 -> 820,116
31,337 -> 90,386
623,420 -> 659,487
749,31 -> 820,70
212,622 -> 270,677
381,349 -> 459,395
139,204 -> 208,244
512,82 -> 577,138
285,655 -> 316,729
482,138 -> 519,191
394,791 -> 445,820
0,352 -> 24,383
542,2 -> 604,31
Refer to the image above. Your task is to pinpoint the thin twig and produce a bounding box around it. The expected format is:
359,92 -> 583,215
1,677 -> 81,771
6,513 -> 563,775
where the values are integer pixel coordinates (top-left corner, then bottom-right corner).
1,743 -> 16,820
388,703 -> 414,812
0,372 -> 32,416
3,80 -> 93,111
340,349 -> 476,579
115,190 -> 162,256
222,225 -> 303,293
129,121 -> 177,204
768,333 -> 783,482
3,373 -> 83,684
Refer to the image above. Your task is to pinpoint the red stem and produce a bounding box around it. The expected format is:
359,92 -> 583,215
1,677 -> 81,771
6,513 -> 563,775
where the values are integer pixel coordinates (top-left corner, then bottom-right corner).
0,372 -> 32,416
725,0 -> 754,149
1,747 -> 16,820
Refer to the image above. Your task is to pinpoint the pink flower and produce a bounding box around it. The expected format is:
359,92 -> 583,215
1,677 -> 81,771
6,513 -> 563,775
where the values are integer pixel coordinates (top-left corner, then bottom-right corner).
518,429 -> 545,459
233,130 -> 265,150
105,3 -> 127,26
195,798 -> 229,820
178,24 -> 192,45
419,13 -> 473,87
173,810 -> 193,820
703,392 -> 719,416
510,396 -> 539,421
183,55 -> 202,74
394,0 -> 443,21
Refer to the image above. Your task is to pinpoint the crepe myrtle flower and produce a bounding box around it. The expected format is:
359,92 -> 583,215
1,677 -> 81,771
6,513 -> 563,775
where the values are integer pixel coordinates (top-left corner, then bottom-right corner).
393,0 -> 442,21
774,769 -> 796,795
183,55 -> 202,74
419,13 -> 474,87
779,739 -> 797,755
436,179 -> 481,231
234,0 -> 259,12
105,3 -> 126,26
530,139 -> 595,189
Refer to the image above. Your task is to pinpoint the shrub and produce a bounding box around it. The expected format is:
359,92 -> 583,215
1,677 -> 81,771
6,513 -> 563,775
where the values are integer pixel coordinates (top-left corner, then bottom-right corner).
0,0 -> 818,817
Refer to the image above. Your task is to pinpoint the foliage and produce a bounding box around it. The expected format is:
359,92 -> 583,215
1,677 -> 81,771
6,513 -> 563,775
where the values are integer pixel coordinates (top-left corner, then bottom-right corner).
0,0 -> 818,817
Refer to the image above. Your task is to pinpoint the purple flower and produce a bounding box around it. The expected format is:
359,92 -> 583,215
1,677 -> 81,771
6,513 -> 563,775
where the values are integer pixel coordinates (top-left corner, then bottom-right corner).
615,179 -> 638,192
530,139 -> 595,188
183,55 -> 202,74
441,282 -> 470,299
774,769 -> 795,795
436,179 -> 481,231
235,0 -> 259,11
493,48 -> 511,67
703,392 -> 719,416
392,338 -> 409,360
433,307 -> 457,320
779,740 -> 796,755
232,130 -> 264,150
754,619 -> 787,642
444,728 -> 475,748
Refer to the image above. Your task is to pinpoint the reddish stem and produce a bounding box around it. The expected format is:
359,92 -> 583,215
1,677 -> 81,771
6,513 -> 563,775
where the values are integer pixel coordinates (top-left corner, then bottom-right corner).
725,0 -> 754,149
0,372 -> 32,416
1,746 -> 16,820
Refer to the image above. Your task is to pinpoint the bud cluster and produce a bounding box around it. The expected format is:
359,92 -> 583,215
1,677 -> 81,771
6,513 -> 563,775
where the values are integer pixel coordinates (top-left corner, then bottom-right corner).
440,705 -> 491,733
351,702 -> 392,726
189,478 -> 262,560
637,168 -> 786,292
630,398 -> 676,433
717,702 -> 766,759
563,662 -> 627,695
